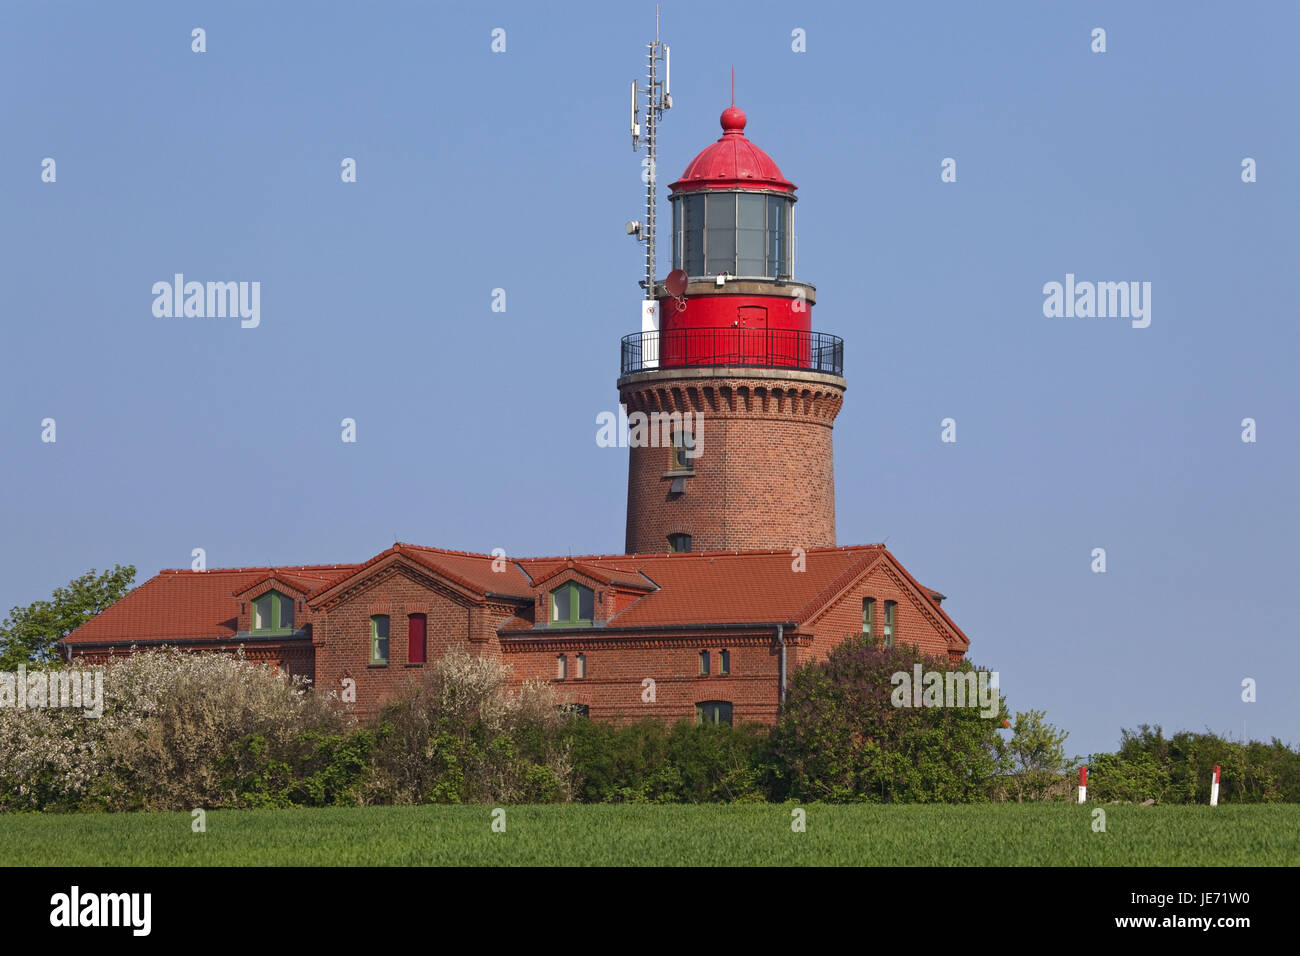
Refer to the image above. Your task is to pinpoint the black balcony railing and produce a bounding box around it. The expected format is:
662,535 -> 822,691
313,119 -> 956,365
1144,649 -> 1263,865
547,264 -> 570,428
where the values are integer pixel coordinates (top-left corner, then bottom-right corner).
620,328 -> 844,377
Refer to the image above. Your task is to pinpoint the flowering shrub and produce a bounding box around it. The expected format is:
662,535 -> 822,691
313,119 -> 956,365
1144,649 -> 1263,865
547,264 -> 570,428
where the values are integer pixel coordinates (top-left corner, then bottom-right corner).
0,649 -> 339,811
0,648 -> 573,810
366,649 -> 573,804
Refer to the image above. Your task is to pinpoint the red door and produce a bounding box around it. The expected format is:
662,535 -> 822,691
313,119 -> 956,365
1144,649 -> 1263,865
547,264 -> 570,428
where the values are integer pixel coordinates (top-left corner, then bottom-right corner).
737,306 -> 767,366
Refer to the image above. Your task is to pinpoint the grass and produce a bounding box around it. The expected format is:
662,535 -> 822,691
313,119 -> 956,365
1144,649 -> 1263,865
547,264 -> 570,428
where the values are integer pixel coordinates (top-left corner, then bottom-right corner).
2,803 -> 1297,866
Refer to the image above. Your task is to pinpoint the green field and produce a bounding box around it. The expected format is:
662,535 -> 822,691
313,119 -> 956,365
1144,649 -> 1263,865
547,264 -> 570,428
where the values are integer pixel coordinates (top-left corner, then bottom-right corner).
2,804 -> 1297,866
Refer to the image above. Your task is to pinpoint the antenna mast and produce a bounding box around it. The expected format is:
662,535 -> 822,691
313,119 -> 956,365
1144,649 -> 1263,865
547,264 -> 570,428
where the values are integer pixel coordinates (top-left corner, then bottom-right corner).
630,9 -> 671,300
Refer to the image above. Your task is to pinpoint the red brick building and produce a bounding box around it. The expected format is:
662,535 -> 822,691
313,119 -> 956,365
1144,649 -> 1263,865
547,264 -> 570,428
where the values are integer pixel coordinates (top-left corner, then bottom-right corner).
60,103 -> 972,726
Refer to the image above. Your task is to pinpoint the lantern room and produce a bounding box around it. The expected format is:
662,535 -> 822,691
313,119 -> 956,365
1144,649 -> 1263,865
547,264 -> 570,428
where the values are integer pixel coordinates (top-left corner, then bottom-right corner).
668,106 -> 797,281
670,189 -> 793,279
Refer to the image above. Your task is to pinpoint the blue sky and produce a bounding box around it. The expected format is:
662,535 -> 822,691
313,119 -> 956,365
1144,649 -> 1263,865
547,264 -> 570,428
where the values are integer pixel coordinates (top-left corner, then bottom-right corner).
1,1 -> 1296,756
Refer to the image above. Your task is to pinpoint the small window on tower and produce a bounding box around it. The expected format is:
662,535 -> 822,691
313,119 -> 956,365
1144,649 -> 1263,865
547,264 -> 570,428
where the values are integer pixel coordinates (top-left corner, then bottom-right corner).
670,428 -> 695,472
668,533 -> 692,553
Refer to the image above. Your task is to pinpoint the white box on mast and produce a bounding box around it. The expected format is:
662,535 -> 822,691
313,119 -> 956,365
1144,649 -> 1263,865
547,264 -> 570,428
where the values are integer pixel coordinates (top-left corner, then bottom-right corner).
641,299 -> 659,370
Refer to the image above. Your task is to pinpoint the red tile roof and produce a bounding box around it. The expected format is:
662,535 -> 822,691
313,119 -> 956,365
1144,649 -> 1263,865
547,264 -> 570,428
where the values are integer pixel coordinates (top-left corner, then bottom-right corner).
60,543 -> 967,649
399,544 -> 534,596
63,565 -> 357,644
518,546 -> 884,627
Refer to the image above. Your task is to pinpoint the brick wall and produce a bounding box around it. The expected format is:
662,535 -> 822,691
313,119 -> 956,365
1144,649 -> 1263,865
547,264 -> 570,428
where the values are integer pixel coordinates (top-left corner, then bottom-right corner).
312,563 -> 520,718
620,370 -> 845,553
503,633 -> 783,725
797,560 -> 965,669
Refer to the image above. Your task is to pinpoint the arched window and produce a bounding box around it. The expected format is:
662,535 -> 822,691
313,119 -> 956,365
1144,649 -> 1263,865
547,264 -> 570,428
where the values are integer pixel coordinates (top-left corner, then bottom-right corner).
556,654 -> 567,680
720,649 -> 730,675
699,650 -> 710,676
862,597 -> 876,638
550,582 -> 595,626
668,533 -> 692,553
576,653 -> 587,679
883,600 -> 897,648
370,615 -> 389,664
252,591 -> 294,634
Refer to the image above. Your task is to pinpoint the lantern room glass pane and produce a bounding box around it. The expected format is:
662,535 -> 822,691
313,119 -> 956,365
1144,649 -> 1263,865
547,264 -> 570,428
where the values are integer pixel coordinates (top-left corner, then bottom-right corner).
768,195 -> 790,277
671,198 -> 682,271
704,193 -> 736,275
681,195 -> 704,276
736,194 -> 766,276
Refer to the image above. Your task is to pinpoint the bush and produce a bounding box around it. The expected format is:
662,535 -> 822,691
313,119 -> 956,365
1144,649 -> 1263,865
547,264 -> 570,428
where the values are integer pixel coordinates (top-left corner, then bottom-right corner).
1088,725 -> 1300,804
568,718 -> 770,803
769,635 -> 1006,802
363,650 -> 572,804
0,649 -> 341,812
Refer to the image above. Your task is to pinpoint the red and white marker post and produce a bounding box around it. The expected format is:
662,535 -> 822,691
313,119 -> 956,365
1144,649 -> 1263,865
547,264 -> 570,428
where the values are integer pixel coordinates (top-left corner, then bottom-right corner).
1078,766 -> 1088,804
1210,765 -> 1221,806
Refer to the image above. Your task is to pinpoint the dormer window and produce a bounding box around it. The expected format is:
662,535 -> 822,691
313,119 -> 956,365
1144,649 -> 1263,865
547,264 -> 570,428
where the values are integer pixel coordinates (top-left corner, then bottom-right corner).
550,582 -> 594,626
251,590 -> 294,634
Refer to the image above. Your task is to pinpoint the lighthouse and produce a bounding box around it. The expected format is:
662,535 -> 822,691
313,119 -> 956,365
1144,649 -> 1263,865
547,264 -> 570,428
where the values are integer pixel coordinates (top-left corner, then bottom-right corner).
620,101 -> 846,554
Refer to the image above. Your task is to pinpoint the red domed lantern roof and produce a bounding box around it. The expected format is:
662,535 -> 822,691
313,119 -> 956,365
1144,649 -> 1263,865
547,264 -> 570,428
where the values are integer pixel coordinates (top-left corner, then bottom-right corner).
669,105 -> 796,194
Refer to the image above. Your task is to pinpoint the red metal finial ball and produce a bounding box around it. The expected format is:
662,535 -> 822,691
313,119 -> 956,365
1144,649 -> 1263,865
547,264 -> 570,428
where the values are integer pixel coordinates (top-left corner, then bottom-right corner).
720,106 -> 747,134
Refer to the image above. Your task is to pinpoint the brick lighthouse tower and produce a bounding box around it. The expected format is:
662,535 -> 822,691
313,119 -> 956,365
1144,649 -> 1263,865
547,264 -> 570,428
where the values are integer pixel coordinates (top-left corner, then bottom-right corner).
620,100 -> 846,554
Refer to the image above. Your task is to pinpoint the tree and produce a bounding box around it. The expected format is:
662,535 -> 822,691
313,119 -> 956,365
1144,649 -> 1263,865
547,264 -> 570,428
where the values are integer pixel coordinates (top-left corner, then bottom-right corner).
770,635 -> 1007,803
0,565 -> 135,668
998,709 -> 1079,801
